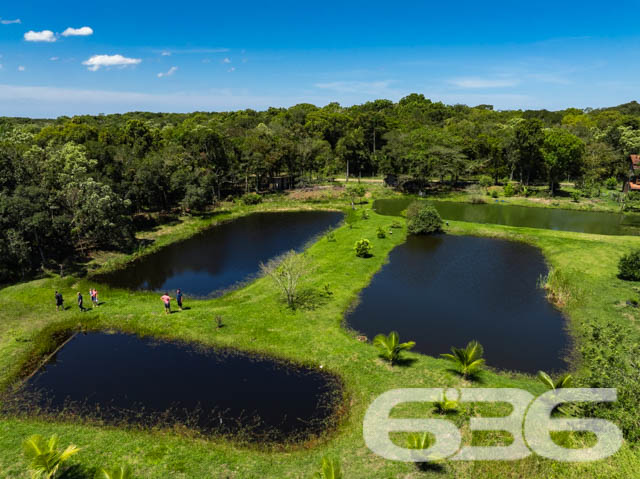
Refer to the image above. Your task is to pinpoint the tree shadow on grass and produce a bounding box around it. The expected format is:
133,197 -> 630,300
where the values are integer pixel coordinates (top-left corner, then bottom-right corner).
415,461 -> 446,473
392,357 -> 419,368
294,287 -> 331,311
60,465 -> 97,479
443,367 -> 486,384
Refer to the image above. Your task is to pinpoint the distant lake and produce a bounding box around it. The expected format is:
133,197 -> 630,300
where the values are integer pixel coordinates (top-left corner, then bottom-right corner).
373,198 -> 640,236
96,211 -> 343,297
346,235 -> 570,373
14,332 -> 341,442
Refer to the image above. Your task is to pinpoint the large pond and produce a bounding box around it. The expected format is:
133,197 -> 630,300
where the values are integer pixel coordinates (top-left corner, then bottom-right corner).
373,198 -> 640,236
96,211 -> 343,297
346,235 -> 570,373
12,332 -> 341,442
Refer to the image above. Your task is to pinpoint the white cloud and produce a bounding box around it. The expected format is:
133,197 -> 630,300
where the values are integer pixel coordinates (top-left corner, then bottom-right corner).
449,77 -> 519,88
1,18 -> 21,25
50,57 -> 59,61
18,65 -> 25,72
161,51 -> 171,56
228,67 -> 236,72
24,30 -> 56,42
157,66 -> 178,78
82,54 -> 141,71
61,26 -> 93,37
222,57 -> 231,64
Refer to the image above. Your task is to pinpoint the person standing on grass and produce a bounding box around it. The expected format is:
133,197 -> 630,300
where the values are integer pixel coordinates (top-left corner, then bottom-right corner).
176,289 -> 183,311
89,289 -> 95,308
93,288 -> 99,307
161,293 -> 171,314
77,292 -> 86,312
55,291 -> 64,311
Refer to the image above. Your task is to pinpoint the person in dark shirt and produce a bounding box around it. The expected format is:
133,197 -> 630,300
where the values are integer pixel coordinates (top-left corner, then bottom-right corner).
55,291 -> 64,311
176,289 -> 183,311
77,292 -> 86,312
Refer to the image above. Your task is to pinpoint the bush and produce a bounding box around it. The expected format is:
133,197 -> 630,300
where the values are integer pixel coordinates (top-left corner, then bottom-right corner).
605,177 -> 618,190
241,193 -> 262,205
391,220 -> 402,229
354,239 -> 372,257
376,227 -> 386,239
361,209 -> 370,220
570,191 -> 581,203
478,175 -> 493,188
503,183 -> 515,197
490,189 -> 499,199
406,202 -> 443,235
618,249 -> 640,281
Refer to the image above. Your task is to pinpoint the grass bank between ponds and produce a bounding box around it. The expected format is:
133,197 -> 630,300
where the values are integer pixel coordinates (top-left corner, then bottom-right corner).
1,193 -> 640,478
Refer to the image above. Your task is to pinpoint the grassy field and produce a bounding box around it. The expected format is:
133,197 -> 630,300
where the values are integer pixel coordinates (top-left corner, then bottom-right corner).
1,187 -> 640,478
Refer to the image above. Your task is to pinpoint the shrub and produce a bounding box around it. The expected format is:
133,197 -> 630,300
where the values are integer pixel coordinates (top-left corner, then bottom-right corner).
96,465 -> 135,479
361,209 -> 370,220
478,175 -> 493,188
605,177 -> 618,190
406,202 -> 443,235
241,192 -> 262,205
376,226 -> 386,239
570,191 -> 580,203
391,220 -> 402,229
490,189 -> 499,199
618,249 -> 640,281
326,231 -> 336,242
503,183 -> 515,197
354,239 -> 372,257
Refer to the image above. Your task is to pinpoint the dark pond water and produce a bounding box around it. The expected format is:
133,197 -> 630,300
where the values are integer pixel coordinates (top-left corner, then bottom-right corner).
346,235 -> 570,373
15,332 -> 341,441
373,198 -> 640,236
96,211 -> 343,297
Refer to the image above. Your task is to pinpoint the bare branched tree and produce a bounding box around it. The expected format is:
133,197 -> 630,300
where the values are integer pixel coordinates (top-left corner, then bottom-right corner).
260,250 -> 313,309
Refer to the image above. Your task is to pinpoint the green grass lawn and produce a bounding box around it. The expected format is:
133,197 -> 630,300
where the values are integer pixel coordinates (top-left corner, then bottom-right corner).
1,191 -> 640,478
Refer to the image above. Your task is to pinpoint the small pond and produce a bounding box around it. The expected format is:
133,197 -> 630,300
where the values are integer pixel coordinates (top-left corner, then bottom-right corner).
96,211 -> 343,297
346,235 -> 570,373
373,198 -> 640,236
12,332 -> 341,441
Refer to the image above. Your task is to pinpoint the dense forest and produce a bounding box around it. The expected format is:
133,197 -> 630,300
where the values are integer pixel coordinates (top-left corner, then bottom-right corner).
2,94 -> 640,282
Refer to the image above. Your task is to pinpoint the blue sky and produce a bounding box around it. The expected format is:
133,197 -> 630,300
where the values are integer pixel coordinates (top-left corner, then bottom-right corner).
1,1 -> 640,117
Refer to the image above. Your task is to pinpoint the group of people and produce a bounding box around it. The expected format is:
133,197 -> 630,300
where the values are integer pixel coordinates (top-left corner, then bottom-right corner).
54,288 -> 100,312
55,287 -> 186,315
161,289 -> 184,314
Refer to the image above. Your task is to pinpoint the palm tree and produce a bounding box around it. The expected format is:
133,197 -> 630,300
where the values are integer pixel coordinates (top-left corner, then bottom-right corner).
433,392 -> 459,414
441,340 -> 485,378
406,432 -> 431,450
537,370 -> 574,416
373,331 -> 416,365
96,465 -> 135,479
316,456 -> 342,479
22,434 -> 81,479
537,371 -> 572,390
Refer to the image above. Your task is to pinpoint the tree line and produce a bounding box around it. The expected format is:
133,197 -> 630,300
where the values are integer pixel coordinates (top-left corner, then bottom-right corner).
2,95 -> 640,282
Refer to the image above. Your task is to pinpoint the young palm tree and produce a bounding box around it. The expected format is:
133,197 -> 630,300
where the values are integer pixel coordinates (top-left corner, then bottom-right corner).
406,432 -> 432,450
433,392 -> 459,414
441,340 -> 485,378
373,331 -> 416,365
537,370 -> 573,390
537,370 -> 574,416
316,456 -> 342,479
96,465 -> 135,479
22,434 -> 81,479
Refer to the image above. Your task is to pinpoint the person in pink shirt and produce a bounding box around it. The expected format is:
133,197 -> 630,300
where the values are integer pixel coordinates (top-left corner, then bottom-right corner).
161,293 -> 171,314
